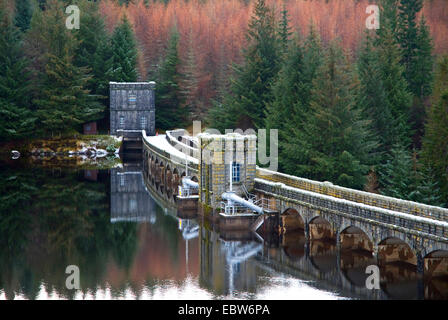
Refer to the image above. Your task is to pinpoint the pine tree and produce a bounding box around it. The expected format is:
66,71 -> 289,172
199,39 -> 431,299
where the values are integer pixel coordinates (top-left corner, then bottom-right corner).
299,24 -> 324,114
378,143 -> 416,199
107,15 -> 138,82
411,165 -> 444,207
155,29 -> 186,130
376,0 -> 413,146
34,54 -> 104,135
74,1 -> 110,93
209,0 -> 281,130
281,42 -> 375,189
181,29 -> 199,120
413,15 -> 434,99
73,1 -> 112,128
264,26 -> 324,172
264,35 -> 304,171
357,31 -> 394,162
278,4 -> 292,56
14,0 -> 33,33
29,0 -> 103,135
408,15 -> 434,147
0,5 -> 34,140
397,0 -> 423,89
422,55 -> 448,206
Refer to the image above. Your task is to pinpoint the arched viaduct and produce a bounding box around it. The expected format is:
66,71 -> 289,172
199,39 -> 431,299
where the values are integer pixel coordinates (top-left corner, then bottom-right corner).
141,130 -> 448,279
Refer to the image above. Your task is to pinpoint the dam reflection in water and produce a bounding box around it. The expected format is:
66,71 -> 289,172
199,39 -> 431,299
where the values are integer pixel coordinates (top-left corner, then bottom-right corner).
0,161 -> 447,299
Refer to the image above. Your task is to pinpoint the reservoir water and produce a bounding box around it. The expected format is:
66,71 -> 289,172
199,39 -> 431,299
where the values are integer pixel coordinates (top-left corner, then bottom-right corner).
0,156 -> 447,300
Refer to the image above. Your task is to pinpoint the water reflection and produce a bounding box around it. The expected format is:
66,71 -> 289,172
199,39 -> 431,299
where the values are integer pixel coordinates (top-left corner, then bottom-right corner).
0,161 -> 447,300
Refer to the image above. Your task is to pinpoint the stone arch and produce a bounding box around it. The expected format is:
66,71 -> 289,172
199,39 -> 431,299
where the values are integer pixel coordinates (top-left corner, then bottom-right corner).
280,208 -> 305,233
377,237 -> 417,266
424,250 -> 448,279
309,216 -> 336,242
339,226 -> 373,253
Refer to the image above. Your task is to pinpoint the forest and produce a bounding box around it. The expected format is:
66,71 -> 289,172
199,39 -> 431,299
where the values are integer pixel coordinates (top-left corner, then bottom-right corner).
0,0 -> 448,207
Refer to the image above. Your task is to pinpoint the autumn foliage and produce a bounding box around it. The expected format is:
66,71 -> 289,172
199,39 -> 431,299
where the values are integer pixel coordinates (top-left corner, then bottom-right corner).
98,0 -> 448,113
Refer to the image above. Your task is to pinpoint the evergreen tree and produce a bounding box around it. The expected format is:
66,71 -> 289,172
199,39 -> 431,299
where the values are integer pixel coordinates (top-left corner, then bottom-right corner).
209,0 -> 281,130
408,15 -> 434,147
107,15 -> 138,82
397,0 -> 423,89
30,0 -> 103,135
378,143 -> 416,199
357,31 -> 394,162
422,55 -> 448,206
297,24 -> 324,115
411,165 -> 444,207
264,26 -> 323,172
73,1 -> 112,128
413,15 -> 434,99
281,42 -> 375,189
278,4 -> 292,56
0,5 -> 34,140
264,35 -> 303,170
74,1 -> 110,94
376,0 -> 413,146
181,29 -> 199,120
14,0 -> 33,33
155,29 -> 186,130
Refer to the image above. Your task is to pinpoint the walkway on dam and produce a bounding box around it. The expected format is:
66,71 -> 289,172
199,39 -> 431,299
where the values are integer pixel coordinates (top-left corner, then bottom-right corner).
143,132 -> 198,165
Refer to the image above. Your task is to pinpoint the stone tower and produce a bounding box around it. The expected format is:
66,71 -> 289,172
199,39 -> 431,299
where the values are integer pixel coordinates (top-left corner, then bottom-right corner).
110,82 -> 156,137
197,132 -> 257,209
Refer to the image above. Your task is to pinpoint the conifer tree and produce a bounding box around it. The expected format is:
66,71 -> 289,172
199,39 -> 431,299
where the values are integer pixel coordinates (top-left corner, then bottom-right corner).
14,0 -> 33,33
411,165 -> 444,207
357,31 -> 394,162
74,1 -> 110,94
0,6 -> 34,140
278,4 -> 292,56
376,0 -> 413,146
408,15 -> 434,146
107,15 -> 138,82
155,29 -> 186,130
422,55 -> 448,206
412,15 -> 434,99
181,29 -> 199,120
209,0 -> 281,130
291,24 -> 324,116
378,143 -> 416,199
397,0 -> 423,88
282,42 -> 375,189
395,1 -> 433,146
263,35 -> 303,170
30,1 -> 103,135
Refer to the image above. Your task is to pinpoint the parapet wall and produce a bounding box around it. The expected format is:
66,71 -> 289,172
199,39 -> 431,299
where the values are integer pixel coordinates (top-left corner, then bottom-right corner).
257,167 -> 448,222
166,129 -> 199,158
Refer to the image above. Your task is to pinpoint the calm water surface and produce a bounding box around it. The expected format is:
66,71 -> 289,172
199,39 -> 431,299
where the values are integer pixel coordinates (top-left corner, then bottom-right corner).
0,157 -> 447,300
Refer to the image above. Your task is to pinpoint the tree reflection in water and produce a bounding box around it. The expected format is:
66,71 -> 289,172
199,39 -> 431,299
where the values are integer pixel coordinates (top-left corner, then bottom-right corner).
0,167 -> 137,299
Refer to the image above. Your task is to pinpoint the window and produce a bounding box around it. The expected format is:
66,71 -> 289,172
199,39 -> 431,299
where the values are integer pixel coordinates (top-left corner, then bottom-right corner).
119,116 -> 125,128
120,174 -> 125,187
140,116 -> 147,129
232,162 -> 241,183
128,94 -> 137,104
